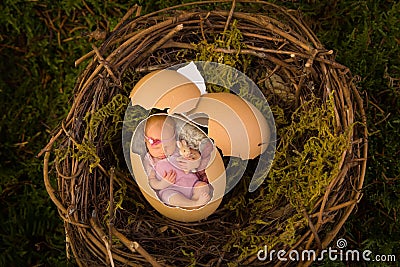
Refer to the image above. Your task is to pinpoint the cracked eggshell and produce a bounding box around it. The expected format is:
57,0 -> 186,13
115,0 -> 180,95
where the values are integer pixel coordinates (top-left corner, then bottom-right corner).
185,92 -> 270,159
129,70 -> 201,113
130,147 -> 226,222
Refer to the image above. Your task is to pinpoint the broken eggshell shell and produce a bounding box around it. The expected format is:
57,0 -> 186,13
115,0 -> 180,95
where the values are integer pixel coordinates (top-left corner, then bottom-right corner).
183,92 -> 270,160
129,115 -> 226,222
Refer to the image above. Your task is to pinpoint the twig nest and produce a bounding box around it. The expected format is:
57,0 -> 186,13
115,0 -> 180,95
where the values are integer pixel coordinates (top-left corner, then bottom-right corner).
42,1 -> 367,266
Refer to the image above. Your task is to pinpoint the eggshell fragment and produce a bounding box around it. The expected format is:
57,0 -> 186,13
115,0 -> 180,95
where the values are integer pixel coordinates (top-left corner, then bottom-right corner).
129,69 -> 201,113
185,92 -> 270,159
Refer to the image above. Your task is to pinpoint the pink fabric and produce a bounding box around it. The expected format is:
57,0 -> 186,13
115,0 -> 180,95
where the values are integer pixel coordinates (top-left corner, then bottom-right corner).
144,152 -> 200,203
156,156 -> 200,201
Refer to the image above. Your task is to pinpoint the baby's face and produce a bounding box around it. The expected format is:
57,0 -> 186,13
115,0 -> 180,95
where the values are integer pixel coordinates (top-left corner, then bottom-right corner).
145,122 -> 176,159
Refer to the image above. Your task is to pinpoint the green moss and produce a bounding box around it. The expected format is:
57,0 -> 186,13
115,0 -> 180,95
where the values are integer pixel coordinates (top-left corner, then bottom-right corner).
84,93 -> 130,166
55,95 -> 130,176
195,20 -> 253,94
85,94 -> 129,140
266,94 -> 349,211
74,141 -> 100,173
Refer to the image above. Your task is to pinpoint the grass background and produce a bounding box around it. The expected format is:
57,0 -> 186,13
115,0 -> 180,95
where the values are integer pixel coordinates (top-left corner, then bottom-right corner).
0,0 -> 399,265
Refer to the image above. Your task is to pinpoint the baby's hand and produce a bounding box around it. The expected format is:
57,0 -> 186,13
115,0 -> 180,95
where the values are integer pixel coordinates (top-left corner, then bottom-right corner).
177,156 -> 201,172
163,170 -> 176,184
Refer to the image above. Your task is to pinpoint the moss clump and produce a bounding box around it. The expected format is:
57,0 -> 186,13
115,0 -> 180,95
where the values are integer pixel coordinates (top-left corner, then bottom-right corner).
55,139 -> 100,173
266,94 -> 349,211
196,20 -> 249,67
84,93 -> 130,144
55,94 -> 130,173
195,20 -> 253,93
86,93 -> 130,165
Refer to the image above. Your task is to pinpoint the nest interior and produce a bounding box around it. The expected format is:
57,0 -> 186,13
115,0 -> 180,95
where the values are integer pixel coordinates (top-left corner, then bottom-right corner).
41,1 -> 368,266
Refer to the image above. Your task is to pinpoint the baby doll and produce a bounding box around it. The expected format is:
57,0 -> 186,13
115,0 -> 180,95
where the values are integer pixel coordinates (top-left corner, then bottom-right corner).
142,114 -> 212,208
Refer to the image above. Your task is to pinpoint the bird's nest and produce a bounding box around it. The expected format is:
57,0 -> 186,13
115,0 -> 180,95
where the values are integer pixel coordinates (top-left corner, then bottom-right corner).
41,1 -> 367,266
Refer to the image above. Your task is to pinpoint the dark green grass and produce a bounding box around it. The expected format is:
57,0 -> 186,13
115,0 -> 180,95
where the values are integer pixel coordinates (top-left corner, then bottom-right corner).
1,0 -> 399,265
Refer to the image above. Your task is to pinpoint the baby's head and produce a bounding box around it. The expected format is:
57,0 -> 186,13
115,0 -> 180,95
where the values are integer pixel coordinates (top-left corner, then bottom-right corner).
144,114 -> 176,159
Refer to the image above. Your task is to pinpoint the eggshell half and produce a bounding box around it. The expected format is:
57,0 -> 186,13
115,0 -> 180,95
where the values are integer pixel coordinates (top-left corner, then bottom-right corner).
185,92 -> 270,159
130,147 -> 226,222
129,70 -> 201,113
